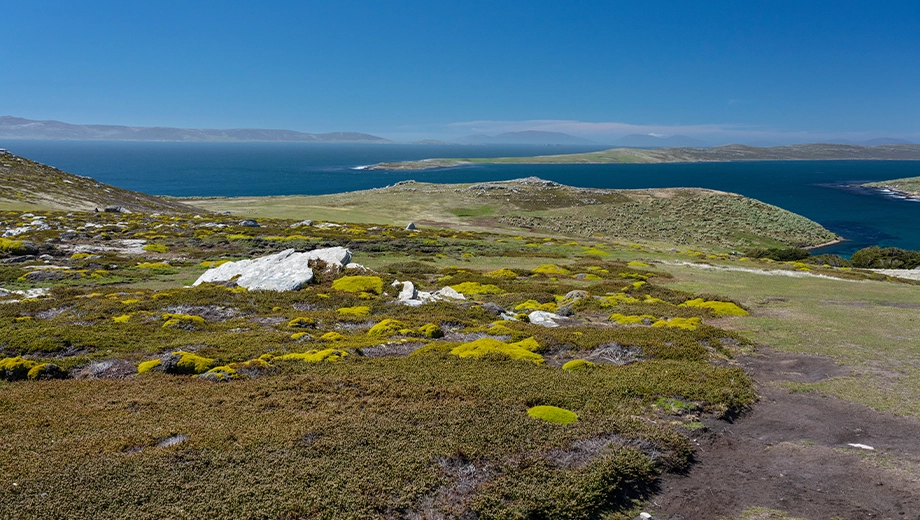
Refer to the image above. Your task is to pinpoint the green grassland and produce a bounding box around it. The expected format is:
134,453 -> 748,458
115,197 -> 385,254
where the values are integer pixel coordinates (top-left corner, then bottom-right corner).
186,177 -> 839,251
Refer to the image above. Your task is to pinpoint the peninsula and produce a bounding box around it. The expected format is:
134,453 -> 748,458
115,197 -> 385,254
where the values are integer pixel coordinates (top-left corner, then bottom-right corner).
369,143 -> 920,170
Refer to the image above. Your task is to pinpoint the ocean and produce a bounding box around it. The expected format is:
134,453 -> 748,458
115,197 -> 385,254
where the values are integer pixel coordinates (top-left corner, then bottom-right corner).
4,140 -> 920,256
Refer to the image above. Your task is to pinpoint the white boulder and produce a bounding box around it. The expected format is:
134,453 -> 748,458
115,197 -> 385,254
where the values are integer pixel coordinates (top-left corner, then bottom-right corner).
528,311 -> 561,328
193,247 -> 352,291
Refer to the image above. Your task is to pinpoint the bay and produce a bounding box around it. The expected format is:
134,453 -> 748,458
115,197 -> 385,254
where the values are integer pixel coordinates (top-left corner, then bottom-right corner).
4,140 -> 920,256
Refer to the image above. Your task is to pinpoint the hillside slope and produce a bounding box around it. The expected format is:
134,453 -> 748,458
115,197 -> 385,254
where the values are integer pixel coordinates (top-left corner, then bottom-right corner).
186,177 -> 839,250
0,150 -> 198,213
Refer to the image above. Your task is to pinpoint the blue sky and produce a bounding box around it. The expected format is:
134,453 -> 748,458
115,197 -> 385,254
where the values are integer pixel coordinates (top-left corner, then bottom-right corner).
2,1 -> 918,144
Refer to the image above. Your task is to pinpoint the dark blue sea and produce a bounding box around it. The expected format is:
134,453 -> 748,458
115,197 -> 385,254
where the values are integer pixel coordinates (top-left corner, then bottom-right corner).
4,140 -> 920,256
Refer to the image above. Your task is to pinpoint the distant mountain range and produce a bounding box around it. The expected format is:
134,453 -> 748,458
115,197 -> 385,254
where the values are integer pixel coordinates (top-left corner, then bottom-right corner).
0,116 -> 392,143
452,131 -> 596,145
613,134 -> 711,148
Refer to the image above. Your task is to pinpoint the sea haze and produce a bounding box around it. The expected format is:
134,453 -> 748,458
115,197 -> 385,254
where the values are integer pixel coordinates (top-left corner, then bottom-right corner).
4,140 -> 920,256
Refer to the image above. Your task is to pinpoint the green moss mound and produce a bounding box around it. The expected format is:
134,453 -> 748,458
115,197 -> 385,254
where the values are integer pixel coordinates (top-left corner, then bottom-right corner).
27,363 -> 66,380
532,264 -> 571,275
527,405 -> 578,424
417,323 -> 444,338
680,298 -> 749,316
162,313 -> 206,330
137,359 -> 162,374
368,319 -> 408,337
450,281 -> 505,295
451,337 -> 544,364
275,348 -> 347,363
142,243 -> 170,253
561,359 -> 596,372
332,276 -> 384,295
609,313 -> 657,325
337,305 -> 370,317
170,351 -> 217,374
288,317 -> 315,328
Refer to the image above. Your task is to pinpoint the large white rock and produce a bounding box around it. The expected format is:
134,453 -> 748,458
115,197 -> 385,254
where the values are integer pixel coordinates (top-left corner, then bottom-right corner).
528,310 -> 561,328
432,286 -> 465,300
193,247 -> 351,291
396,280 -> 417,301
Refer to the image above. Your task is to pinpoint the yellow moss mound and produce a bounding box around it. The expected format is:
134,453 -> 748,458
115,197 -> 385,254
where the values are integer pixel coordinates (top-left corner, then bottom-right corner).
609,313 -> 657,325
450,337 -> 544,364
137,359 -> 162,374
136,262 -> 173,269
417,323 -> 444,338
142,244 -> 169,253
515,300 -> 558,312
0,357 -> 38,381
527,405 -> 578,425
275,348 -> 347,363
321,331 -> 345,341
288,317 -> 316,328
171,351 -> 217,374
450,282 -> 504,295
532,264 -> 570,275
485,268 -> 519,279
0,238 -> 28,254
162,313 -> 206,329
332,276 -> 384,295
680,298 -> 749,316
627,261 -> 649,267
337,306 -> 370,317
652,317 -> 702,330
368,319 -> 409,337
561,359 -> 596,372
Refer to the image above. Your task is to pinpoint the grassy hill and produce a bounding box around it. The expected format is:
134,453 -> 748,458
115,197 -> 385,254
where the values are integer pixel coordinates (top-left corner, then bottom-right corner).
370,143 -> 920,170
0,150 -> 199,213
186,177 -> 839,251
864,175 -> 920,198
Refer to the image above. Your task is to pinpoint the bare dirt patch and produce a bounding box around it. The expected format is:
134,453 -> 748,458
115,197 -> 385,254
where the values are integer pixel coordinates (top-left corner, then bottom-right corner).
650,347 -> 920,519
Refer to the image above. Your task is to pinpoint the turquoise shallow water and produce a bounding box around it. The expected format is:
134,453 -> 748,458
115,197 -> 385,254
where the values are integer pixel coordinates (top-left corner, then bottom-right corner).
4,140 -> 920,256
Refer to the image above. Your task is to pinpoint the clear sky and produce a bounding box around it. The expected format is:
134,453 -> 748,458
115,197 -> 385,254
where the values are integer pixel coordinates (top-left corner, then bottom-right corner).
2,1 -> 918,144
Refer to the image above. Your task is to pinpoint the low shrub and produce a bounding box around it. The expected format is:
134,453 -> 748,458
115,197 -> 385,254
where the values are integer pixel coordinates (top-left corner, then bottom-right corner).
143,244 -> 170,253
337,306 -> 371,317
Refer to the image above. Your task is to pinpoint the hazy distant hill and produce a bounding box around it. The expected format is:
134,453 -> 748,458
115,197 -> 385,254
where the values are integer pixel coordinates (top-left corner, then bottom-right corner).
615,133 -> 710,148
828,137 -> 915,146
0,116 -> 392,143
453,131 -> 596,145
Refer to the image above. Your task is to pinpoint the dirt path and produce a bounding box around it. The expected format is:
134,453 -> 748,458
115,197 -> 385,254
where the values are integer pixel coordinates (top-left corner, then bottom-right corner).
649,348 -> 920,519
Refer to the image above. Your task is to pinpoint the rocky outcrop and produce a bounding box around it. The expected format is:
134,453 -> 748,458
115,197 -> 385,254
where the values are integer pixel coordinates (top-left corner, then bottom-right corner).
392,280 -> 468,306
193,247 -> 352,291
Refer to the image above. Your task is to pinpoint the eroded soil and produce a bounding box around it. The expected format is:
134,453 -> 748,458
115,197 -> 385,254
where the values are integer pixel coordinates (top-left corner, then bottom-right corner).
651,347 -> 920,520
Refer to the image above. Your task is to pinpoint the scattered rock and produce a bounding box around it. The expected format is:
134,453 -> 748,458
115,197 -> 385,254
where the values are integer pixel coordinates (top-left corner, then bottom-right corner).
556,305 -> 574,317
29,363 -> 67,380
73,359 -> 136,379
564,290 -> 589,301
406,222 -> 417,231
289,220 -> 314,228
432,286 -> 465,300
847,443 -> 875,450
345,262 -> 370,272
156,434 -> 188,448
103,206 -> 130,213
238,219 -> 260,227
193,247 -> 352,291
482,302 -> 506,316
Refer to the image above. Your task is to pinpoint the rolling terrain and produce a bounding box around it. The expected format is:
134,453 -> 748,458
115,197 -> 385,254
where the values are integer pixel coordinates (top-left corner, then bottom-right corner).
1,153 -> 919,519
369,143 -> 920,170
